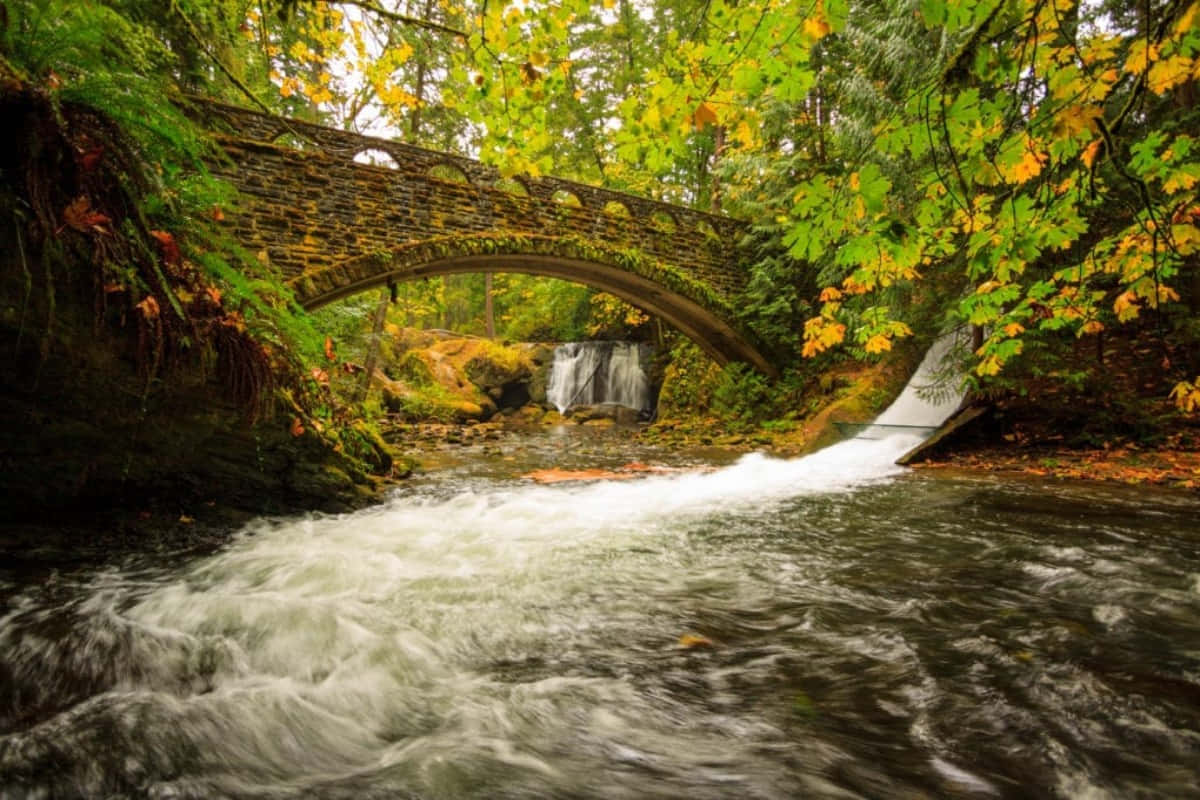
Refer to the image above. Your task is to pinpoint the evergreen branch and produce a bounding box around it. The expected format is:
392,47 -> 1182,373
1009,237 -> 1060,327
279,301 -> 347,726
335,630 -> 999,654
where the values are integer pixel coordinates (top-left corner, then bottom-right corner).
336,0 -> 468,39
170,0 -> 275,116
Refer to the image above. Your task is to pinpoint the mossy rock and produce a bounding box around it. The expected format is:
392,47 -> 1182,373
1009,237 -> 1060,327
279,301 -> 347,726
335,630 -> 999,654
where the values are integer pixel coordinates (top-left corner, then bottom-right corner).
394,350 -> 438,385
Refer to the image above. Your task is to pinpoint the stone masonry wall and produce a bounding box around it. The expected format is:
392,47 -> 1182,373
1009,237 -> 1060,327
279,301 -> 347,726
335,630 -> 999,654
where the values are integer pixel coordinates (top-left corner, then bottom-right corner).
193,99 -> 751,299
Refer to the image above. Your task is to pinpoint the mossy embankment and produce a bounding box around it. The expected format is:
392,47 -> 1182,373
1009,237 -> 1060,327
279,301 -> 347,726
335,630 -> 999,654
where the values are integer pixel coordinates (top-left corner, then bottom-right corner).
639,339 -> 923,456
0,79 -> 396,529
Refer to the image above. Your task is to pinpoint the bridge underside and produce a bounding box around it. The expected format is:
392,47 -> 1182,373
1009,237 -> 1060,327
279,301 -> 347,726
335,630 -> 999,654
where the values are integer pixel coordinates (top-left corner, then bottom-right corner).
288,236 -> 775,376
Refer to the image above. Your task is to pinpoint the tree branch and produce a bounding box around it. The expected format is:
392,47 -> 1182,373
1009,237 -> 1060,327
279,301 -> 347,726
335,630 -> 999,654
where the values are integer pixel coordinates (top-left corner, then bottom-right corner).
336,0 -> 467,39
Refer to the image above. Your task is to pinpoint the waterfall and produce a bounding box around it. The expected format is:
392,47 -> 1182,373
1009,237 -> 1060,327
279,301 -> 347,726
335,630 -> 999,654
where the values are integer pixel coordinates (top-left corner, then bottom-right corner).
846,330 -> 967,440
546,342 -> 652,414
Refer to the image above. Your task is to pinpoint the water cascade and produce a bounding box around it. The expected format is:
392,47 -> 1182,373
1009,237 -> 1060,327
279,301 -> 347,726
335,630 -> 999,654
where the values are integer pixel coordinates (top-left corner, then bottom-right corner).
841,331 -> 966,440
3,337 -> 1197,798
545,341 -> 652,414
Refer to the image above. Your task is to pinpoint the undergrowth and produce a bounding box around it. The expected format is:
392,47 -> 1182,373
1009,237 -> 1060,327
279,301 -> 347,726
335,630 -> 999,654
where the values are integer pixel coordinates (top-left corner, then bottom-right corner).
1,0 -> 332,422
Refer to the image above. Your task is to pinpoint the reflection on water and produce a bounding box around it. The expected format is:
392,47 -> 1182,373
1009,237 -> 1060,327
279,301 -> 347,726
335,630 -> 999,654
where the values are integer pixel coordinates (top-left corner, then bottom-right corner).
1,430 -> 1199,799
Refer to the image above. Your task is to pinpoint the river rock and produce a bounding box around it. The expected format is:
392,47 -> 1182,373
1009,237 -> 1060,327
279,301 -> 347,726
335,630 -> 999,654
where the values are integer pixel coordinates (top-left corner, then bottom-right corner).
568,403 -> 642,425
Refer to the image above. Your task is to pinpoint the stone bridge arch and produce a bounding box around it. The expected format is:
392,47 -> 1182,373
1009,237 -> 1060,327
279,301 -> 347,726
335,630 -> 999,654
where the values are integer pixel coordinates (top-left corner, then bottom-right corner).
290,233 -> 773,374
190,98 -> 775,374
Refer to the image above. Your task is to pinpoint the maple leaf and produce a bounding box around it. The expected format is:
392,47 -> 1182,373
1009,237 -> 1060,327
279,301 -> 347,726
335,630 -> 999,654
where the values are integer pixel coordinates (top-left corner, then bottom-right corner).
310,367 -> 330,384
136,295 -> 160,320
211,205 -> 225,222
803,15 -> 831,39
61,196 -> 111,232
1113,290 -> 1140,321
864,333 -> 892,354
324,336 -> 337,362
1148,55 -> 1195,94
691,102 -> 719,131
999,137 -> 1048,184
290,417 -> 305,437
149,230 -> 181,268
679,634 -> 714,649
77,145 -> 104,171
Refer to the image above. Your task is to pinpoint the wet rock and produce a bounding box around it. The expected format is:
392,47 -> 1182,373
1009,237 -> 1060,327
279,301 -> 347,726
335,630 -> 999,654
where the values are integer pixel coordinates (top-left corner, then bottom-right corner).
568,403 -> 642,425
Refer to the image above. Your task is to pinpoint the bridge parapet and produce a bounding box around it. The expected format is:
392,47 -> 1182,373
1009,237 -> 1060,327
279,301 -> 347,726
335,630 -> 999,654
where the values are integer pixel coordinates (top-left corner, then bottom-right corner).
192,99 -> 750,297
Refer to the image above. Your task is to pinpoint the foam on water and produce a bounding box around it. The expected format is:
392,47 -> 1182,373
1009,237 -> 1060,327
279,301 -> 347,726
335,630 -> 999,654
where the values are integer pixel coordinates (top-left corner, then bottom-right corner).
0,341 -> 991,797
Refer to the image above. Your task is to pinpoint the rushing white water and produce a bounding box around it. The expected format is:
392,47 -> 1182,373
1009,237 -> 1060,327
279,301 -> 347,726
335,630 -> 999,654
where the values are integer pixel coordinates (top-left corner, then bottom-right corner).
13,345 -> 1193,798
545,341 -> 651,413
873,331 -> 966,428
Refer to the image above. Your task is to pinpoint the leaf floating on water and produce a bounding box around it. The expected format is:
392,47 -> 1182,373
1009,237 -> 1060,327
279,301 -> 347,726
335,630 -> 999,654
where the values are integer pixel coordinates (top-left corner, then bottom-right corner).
523,462 -> 693,483
679,633 -> 714,649
524,467 -> 637,483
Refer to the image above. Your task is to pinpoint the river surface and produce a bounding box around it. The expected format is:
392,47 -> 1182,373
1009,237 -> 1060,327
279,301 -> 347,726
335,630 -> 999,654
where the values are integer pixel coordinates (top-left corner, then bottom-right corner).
2,426 -> 1200,799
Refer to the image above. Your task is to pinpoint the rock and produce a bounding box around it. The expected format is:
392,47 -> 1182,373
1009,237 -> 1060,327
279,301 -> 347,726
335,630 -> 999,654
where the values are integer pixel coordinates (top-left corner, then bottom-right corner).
582,418 -> 615,427
568,403 -> 639,423
613,406 -> 641,426
350,420 -> 394,473
452,400 -> 485,421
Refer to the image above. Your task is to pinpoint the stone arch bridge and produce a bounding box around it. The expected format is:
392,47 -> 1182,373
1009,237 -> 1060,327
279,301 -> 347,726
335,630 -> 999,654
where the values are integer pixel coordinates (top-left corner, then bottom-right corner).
195,99 -> 773,374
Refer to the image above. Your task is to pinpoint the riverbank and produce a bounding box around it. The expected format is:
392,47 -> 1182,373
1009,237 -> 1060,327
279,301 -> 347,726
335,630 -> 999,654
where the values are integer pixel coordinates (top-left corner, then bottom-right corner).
911,436 -> 1200,490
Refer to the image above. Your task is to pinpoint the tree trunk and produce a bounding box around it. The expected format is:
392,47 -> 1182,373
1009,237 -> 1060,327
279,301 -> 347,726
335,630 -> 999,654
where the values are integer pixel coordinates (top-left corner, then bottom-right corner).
357,288 -> 390,402
484,272 -> 495,338
709,125 -> 725,215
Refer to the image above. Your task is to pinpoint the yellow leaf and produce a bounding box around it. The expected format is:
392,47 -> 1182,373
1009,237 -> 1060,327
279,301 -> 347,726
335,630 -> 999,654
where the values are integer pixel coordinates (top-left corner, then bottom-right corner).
1003,322 -> 1025,337
842,275 -> 870,294
679,634 -> 714,649
1169,377 -> 1200,413
803,15 -> 831,39
1176,2 -> 1200,36
1053,104 -> 1101,138
864,333 -> 892,354
999,136 -> 1048,184
603,0 -> 615,8
691,102 -> 719,131
819,286 -> 842,302
1113,290 -> 1140,322
733,119 -> 756,148
529,51 -> 549,68
1081,139 -> 1103,168
1080,320 -> 1104,335
1124,40 -> 1160,75
1148,55 -> 1195,94
1163,167 -> 1199,195
976,354 -> 1002,376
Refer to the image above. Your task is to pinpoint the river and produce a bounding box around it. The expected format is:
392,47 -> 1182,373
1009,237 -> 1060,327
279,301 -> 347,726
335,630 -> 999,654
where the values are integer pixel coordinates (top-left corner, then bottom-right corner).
2,425 -> 1199,798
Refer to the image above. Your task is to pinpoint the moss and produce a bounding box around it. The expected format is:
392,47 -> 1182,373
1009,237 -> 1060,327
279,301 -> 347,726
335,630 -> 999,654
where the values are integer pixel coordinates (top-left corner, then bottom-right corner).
294,232 -> 758,351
